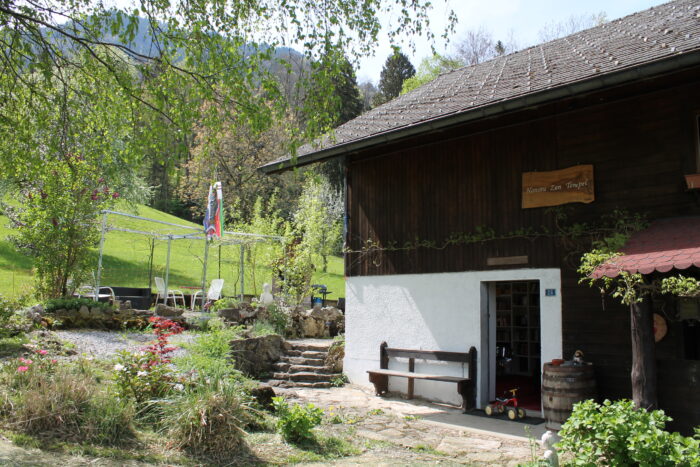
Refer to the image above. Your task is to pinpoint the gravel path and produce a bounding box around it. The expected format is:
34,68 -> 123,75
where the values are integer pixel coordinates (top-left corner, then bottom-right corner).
48,330 -> 198,360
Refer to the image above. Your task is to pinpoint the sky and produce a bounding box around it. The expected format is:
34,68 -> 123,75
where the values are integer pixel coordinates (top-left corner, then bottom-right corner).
356,0 -> 669,83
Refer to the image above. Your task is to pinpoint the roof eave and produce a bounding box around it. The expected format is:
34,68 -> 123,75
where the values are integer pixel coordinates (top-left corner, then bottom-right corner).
260,49 -> 700,174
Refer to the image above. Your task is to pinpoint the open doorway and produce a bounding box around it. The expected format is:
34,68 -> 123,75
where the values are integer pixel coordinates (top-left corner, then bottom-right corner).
493,281 -> 541,411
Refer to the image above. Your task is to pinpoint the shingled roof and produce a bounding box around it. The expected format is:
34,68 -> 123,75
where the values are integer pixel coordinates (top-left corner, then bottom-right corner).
262,0 -> 700,173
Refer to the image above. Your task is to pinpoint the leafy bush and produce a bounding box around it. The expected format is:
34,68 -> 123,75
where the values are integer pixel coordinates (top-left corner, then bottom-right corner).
44,297 -> 110,313
210,297 -> 241,313
330,373 -> 349,387
557,399 -> 700,466
272,397 -> 323,443
175,321 -> 246,384
264,303 -> 290,335
251,319 -> 277,337
0,293 -> 31,337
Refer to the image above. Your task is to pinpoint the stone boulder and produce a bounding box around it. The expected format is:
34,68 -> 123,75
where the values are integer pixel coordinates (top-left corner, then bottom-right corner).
249,383 -> 276,410
229,334 -> 284,378
218,303 -> 262,324
325,340 -> 345,373
154,303 -> 183,317
289,306 -> 345,338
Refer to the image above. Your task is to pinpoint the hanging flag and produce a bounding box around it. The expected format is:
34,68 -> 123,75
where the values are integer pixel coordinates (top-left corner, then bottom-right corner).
204,181 -> 224,240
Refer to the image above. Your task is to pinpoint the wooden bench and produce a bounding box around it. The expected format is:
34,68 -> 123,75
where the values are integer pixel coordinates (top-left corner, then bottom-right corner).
367,342 -> 477,412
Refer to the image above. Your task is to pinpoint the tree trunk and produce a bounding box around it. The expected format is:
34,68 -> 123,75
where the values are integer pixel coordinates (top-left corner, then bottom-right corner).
630,297 -> 657,409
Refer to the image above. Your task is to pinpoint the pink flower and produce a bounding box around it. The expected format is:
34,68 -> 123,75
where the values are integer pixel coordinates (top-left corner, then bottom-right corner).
50,359 -> 57,364
37,350 -> 48,355
19,358 -> 33,365
17,366 -> 29,373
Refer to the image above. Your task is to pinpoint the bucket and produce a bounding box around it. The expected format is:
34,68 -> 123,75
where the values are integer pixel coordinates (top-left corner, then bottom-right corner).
542,363 -> 596,431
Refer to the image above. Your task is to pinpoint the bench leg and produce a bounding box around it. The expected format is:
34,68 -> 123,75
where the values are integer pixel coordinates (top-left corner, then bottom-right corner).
457,380 -> 475,413
368,373 -> 389,396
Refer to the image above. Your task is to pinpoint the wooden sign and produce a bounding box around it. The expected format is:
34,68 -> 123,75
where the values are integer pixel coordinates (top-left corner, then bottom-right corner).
522,164 -> 594,209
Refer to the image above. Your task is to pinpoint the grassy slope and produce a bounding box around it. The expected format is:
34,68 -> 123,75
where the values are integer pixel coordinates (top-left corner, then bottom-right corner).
0,204 -> 344,299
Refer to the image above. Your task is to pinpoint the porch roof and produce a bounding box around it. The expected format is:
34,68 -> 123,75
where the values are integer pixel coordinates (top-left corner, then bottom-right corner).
592,217 -> 700,278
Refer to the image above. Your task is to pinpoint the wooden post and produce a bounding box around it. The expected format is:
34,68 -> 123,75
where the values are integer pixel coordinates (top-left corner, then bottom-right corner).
630,296 -> 657,410
407,357 -> 415,399
380,342 -> 388,370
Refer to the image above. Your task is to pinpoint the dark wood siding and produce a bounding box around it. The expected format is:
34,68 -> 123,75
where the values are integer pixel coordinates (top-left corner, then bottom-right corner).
345,71 -> 700,433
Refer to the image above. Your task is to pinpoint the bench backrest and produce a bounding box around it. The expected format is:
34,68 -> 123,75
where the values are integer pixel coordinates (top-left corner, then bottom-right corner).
380,342 -> 477,380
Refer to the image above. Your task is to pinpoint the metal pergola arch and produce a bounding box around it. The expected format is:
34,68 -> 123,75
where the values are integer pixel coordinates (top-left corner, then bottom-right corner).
95,210 -> 284,310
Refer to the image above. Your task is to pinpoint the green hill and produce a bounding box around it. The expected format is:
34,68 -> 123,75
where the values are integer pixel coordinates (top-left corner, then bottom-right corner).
0,204 -> 344,300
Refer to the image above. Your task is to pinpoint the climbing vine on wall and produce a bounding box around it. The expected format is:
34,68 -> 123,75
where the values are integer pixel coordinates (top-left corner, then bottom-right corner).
344,208 -> 647,269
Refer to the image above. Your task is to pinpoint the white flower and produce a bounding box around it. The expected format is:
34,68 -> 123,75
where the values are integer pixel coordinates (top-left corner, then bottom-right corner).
174,384 -> 184,391
137,371 -> 147,377
113,364 -> 125,372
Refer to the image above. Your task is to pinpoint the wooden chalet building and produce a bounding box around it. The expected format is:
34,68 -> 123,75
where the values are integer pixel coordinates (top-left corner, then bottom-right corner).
263,0 -> 700,432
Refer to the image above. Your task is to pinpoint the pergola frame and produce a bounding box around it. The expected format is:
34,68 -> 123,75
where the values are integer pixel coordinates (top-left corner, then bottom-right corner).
95,210 -> 284,310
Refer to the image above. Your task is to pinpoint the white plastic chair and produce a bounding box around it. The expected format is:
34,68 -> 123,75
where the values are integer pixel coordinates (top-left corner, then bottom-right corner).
154,277 -> 186,308
77,285 -> 116,302
191,279 -> 224,311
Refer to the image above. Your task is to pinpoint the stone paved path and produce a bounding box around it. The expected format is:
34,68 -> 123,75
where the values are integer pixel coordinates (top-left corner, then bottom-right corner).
279,384 -> 543,466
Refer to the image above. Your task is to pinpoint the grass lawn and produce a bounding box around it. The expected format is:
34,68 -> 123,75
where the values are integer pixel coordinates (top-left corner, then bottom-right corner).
0,204 -> 345,300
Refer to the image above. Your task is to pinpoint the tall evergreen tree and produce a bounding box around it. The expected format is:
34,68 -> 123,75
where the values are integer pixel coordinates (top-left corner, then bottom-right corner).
315,55 -> 363,190
333,57 -> 363,126
373,51 -> 415,106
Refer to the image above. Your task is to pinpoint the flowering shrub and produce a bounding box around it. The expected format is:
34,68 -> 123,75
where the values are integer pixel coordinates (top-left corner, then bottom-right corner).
114,317 -> 184,403
11,349 -> 57,383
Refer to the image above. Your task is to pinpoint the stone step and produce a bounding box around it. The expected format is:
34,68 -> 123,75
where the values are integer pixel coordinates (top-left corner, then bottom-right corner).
272,371 -> 341,382
266,380 -> 333,389
300,350 -> 328,359
284,349 -> 328,359
279,356 -> 326,366
273,362 -> 333,374
289,342 -> 333,352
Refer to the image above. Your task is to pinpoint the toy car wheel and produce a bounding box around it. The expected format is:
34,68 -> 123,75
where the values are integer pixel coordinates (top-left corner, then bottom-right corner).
517,407 -> 526,419
484,404 -> 494,416
507,407 -> 518,420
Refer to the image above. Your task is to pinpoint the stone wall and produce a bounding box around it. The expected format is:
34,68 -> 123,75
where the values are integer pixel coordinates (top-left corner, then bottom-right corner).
229,334 -> 284,378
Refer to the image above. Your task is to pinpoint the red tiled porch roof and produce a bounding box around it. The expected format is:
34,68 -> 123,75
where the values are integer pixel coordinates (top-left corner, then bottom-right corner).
592,217 -> 700,279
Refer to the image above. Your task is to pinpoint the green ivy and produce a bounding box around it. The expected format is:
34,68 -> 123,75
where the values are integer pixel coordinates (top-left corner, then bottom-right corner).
660,275 -> 700,297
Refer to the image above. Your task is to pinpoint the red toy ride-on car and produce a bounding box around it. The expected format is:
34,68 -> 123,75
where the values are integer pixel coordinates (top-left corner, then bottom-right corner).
485,388 -> 526,420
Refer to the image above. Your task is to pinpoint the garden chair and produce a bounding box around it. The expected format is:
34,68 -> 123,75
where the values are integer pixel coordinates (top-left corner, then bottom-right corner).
76,285 -> 116,302
154,276 -> 186,308
191,279 -> 224,311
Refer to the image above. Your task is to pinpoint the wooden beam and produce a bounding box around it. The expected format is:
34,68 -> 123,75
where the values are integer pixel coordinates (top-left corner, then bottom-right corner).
631,296 -> 658,409
486,256 -> 529,266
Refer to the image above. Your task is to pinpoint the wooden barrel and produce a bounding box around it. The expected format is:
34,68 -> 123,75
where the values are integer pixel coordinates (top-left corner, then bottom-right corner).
542,363 -> 596,431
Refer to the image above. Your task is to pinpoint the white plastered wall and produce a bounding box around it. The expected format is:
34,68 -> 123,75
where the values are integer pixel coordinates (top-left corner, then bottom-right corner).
344,268 -> 562,410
